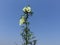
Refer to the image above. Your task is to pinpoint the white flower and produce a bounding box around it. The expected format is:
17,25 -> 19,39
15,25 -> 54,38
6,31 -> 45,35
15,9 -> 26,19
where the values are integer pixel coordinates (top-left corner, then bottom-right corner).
23,7 -> 26,12
23,6 -> 31,13
27,6 -> 31,12
19,16 -> 25,25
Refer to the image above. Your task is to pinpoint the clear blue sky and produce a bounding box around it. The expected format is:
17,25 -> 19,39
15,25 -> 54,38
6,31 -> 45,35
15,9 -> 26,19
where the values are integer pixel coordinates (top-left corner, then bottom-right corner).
0,0 -> 60,45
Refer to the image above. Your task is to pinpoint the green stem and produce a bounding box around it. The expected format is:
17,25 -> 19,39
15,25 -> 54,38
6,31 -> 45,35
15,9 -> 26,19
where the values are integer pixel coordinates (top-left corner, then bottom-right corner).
25,13 -> 28,45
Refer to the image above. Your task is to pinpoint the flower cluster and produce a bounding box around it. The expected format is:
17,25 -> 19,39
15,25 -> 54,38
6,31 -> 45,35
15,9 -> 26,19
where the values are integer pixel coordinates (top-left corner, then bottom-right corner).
23,6 -> 32,13
19,16 -> 25,25
19,6 -> 33,25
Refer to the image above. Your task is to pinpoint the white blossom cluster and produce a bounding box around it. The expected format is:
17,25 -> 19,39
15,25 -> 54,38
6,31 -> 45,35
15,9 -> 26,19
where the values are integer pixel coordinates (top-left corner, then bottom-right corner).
19,16 -> 25,25
19,6 -> 32,25
23,6 -> 31,13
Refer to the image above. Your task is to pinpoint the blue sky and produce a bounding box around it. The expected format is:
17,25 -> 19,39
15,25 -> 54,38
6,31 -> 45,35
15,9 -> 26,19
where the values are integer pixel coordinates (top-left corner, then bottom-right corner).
0,0 -> 60,45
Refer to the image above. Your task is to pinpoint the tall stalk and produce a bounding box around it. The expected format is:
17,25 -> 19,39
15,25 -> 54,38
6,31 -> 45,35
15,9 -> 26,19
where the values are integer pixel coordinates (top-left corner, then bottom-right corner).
19,3 -> 37,45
